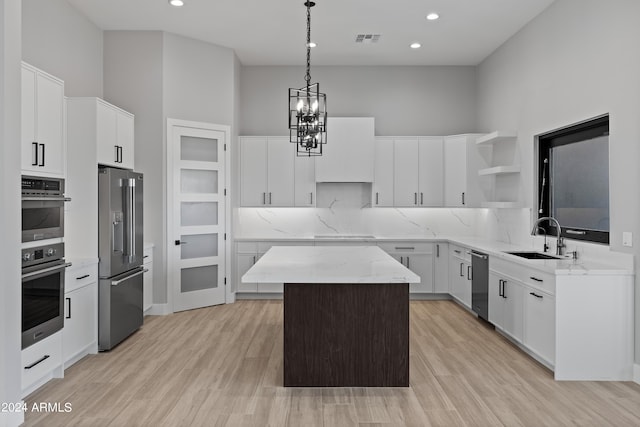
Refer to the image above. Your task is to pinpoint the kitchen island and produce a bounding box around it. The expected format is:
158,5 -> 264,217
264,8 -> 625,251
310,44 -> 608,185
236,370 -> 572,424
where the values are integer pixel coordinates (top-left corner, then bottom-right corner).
242,246 -> 420,387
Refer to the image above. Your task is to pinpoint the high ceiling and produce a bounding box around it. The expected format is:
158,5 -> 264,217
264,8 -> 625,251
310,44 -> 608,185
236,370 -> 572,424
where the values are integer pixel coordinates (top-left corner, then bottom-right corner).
66,0 -> 556,66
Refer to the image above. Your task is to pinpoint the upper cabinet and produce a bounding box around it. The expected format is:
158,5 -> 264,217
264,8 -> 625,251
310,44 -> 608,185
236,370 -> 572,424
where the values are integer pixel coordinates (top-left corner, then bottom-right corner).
443,134 -> 486,207
393,137 -> 444,207
21,62 -> 65,177
373,138 -> 394,207
315,117 -> 374,182
96,100 -> 134,169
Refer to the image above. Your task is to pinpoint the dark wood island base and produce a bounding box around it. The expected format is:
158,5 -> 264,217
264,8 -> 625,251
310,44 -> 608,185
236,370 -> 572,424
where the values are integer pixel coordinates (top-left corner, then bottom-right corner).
283,282 -> 409,387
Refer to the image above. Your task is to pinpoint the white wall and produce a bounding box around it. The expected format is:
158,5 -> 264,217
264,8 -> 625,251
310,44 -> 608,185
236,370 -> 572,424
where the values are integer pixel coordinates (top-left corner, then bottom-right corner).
104,31 -> 164,307
475,0 -> 640,362
22,0 -> 102,97
104,32 -> 237,304
240,66 -> 477,136
0,0 -> 23,425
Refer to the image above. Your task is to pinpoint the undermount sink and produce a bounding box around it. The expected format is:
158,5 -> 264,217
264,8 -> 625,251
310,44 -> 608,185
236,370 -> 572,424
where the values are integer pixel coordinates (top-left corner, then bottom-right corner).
505,251 -> 561,260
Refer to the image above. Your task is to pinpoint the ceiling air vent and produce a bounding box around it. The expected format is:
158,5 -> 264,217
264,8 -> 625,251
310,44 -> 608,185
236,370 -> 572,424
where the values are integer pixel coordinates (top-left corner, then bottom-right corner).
355,34 -> 381,44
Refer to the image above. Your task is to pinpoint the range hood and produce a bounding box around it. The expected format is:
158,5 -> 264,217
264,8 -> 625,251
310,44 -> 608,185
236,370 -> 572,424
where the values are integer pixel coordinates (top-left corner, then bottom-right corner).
314,117 -> 374,182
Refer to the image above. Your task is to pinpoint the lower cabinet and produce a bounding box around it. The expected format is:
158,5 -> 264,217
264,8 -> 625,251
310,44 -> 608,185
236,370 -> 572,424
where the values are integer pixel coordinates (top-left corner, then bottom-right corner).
449,245 -> 471,308
433,243 -> 449,293
523,287 -> 555,365
63,262 -> 98,369
22,331 -> 63,398
378,242 -> 434,293
143,245 -> 154,313
488,271 -> 523,342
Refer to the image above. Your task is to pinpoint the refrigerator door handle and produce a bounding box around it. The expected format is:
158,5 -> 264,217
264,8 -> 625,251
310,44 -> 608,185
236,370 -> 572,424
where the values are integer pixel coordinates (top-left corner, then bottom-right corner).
122,178 -> 137,262
111,267 -> 148,286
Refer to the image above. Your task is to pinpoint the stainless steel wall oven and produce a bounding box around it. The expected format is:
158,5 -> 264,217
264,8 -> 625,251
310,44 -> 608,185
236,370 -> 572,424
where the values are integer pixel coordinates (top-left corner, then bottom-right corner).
21,242 -> 71,349
21,175 -> 70,242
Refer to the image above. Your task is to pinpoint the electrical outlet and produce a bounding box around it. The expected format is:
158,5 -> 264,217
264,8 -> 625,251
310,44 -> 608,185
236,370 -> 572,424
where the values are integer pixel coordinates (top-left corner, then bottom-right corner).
622,232 -> 633,247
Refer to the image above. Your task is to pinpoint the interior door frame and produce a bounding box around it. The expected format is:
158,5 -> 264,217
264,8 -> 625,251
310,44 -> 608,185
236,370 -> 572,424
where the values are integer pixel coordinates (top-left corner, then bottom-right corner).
166,118 -> 233,313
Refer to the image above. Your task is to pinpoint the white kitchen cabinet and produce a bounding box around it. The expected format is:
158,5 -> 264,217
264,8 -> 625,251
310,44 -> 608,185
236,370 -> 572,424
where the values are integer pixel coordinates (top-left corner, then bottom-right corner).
488,271 -> 523,343
523,286 -> 555,365
433,242 -> 449,293
63,262 -> 98,369
379,242 -> 434,293
21,62 -> 65,176
143,245 -> 154,313
393,137 -> 444,207
315,117 -> 374,182
240,137 -> 294,207
236,251 -> 259,293
294,156 -> 316,206
373,138 -> 394,207
444,134 -> 485,207
22,331 -> 63,398
96,99 -> 134,169
448,245 -> 471,308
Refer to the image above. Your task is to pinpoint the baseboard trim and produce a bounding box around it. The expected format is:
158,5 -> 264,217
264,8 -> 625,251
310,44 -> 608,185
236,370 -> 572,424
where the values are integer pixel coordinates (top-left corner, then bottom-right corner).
634,363 -> 640,384
146,303 -> 171,316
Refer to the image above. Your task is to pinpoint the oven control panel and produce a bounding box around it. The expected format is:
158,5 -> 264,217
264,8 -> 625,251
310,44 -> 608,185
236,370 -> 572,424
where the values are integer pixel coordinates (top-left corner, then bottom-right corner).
21,242 -> 64,268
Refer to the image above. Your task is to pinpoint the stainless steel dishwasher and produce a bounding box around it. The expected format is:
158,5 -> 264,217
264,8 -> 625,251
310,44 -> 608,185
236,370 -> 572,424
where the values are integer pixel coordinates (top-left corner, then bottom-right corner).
471,251 -> 489,321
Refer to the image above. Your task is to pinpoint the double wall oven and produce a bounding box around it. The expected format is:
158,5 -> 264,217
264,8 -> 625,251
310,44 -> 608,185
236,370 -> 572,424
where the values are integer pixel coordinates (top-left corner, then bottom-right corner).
21,176 -> 71,349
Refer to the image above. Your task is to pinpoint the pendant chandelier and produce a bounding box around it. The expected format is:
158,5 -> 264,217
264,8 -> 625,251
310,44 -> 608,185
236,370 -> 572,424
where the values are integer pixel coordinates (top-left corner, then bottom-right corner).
288,1 -> 327,156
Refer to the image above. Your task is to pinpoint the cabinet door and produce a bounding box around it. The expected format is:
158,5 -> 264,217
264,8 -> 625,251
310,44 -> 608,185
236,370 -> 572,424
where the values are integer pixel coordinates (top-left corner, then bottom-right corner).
449,257 -> 465,301
35,72 -> 64,175
240,137 -> 268,206
418,137 -> 444,206
462,261 -> 472,308
524,288 -> 555,364
433,243 -> 449,293
117,111 -> 135,169
294,154 -> 315,207
266,137 -> 295,206
393,139 -> 420,207
502,279 -> 524,342
373,138 -> 394,207
236,253 -> 258,292
407,253 -> 433,293
21,66 -> 37,172
444,135 -> 467,207
96,102 -> 118,167
488,272 -> 504,328
63,283 -> 97,366
143,262 -> 153,312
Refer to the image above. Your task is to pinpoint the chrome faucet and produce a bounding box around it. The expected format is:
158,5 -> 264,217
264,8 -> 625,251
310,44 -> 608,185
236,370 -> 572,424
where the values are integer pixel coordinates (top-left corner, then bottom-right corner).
531,217 -> 565,256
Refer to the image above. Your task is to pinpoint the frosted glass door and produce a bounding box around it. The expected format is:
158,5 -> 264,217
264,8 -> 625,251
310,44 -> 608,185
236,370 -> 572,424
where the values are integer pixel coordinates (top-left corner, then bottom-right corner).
170,125 -> 226,312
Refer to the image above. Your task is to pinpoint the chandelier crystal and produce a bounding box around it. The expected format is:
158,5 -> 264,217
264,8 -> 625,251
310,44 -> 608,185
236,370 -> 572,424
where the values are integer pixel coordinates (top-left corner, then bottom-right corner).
288,1 -> 327,156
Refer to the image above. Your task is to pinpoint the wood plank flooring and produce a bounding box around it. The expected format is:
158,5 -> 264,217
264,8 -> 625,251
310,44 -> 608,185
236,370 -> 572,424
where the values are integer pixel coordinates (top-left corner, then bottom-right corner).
23,300 -> 640,426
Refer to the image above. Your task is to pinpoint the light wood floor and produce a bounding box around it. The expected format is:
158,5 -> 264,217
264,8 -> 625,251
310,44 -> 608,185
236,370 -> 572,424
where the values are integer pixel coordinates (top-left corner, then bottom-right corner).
24,300 -> 640,426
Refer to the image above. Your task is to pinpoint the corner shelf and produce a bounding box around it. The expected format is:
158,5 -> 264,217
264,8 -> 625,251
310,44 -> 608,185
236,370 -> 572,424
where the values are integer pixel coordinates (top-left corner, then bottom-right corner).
476,130 -> 518,146
478,165 -> 521,176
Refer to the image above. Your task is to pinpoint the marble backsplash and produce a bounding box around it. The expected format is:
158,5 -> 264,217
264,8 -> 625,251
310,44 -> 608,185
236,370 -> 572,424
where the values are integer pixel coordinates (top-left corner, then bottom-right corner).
234,207 -> 478,238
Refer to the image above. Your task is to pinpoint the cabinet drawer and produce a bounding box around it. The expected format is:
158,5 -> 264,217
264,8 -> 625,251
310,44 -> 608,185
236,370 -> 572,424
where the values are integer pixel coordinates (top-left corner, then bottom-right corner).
143,246 -> 154,264
22,331 -> 62,392
491,258 -> 555,294
378,242 -> 433,253
449,244 -> 471,262
65,263 -> 98,293
237,242 -> 259,253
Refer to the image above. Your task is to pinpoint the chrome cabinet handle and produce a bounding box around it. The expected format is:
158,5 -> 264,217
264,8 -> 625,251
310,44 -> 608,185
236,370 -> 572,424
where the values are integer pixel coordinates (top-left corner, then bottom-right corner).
461,192 -> 465,205
76,274 -> 90,280
269,192 -> 272,204
498,279 -> 503,297
420,193 -> 424,205
529,276 -> 543,282
310,192 -> 313,205
376,192 -> 379,205
263,193 -> 266,205
467,265 -> 472,280
400,256 -> 404,265
65,297 -> 71,319
454,250 -> 461,254
39,143 -> 45,166
436,244 -> 440,257
529,292 -> 543,299
395,247 -> 415,250
414,193 -> 417,205
459,262 -> 464,276
407,257 -> 410,269
32,142 -> 38,166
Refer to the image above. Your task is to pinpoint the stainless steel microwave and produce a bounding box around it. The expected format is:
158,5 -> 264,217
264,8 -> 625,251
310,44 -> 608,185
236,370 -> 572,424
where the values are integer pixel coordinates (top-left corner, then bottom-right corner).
21,176 -> 70,242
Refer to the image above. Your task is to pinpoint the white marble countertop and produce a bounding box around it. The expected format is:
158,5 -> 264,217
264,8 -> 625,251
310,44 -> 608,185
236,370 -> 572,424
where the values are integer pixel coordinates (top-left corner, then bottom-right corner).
235,235 -> 633,276
242,246 -> 421,284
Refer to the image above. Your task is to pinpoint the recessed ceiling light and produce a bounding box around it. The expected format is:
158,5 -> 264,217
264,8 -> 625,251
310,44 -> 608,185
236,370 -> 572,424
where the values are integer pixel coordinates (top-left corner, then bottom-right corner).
410,42 -> 421,49
169,0 -> 184,7
426,12 -> 439,21
306,42 -> 317,48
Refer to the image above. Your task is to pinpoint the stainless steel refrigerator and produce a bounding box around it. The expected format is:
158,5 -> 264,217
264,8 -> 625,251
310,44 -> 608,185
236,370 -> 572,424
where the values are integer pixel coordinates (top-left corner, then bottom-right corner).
98,166 -> 144,351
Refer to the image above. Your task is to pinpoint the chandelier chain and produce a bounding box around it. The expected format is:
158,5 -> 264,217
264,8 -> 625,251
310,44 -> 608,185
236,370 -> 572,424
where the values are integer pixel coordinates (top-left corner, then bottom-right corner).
305,3 -> 311,85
